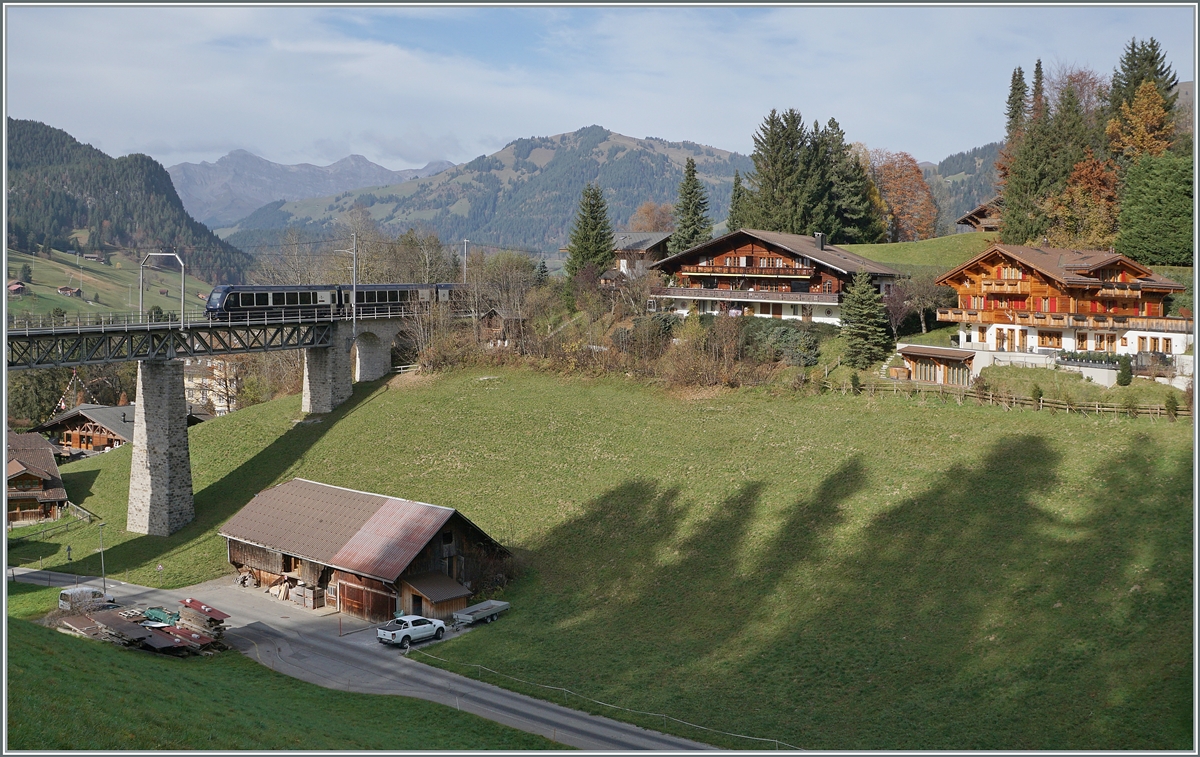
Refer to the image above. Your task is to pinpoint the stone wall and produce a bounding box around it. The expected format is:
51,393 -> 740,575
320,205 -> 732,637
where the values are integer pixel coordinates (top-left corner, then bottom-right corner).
127,360 -> 195,536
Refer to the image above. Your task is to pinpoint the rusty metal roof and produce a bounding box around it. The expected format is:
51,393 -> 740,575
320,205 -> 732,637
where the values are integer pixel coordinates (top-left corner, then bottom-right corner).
219,478 -> 459,584
403,571 -> 474,603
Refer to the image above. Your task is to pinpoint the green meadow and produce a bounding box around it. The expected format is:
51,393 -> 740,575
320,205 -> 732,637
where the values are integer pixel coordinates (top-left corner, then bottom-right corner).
9,368 -> 1192,749
5,584 -> 556,750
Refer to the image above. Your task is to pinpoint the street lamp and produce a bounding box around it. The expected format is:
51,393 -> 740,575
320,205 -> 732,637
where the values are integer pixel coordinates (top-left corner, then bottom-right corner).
97,522 -> 106,595
334,233 -> 357,336
140,250 -> 186,322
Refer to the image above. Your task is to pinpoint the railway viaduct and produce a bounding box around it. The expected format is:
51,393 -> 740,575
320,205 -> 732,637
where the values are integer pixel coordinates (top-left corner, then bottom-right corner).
8,311 -> 414,537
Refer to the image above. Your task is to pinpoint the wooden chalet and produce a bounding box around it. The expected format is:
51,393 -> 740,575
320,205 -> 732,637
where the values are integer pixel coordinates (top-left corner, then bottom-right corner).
612,231 -> 672,277
8,280 -> 27,296
32,403 -> 207,453
220,479 -> 510,623
956,197 -> 1002,232
7,433 -> 68,523
479,307 -> 527,347
648,229 -> 902,324
935,243 -> 1192,356
57,286 -> 82,298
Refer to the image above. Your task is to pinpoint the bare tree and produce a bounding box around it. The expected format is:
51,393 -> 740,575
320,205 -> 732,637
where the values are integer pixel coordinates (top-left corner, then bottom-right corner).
882,284 -> 914,339
903,272 -> 956,334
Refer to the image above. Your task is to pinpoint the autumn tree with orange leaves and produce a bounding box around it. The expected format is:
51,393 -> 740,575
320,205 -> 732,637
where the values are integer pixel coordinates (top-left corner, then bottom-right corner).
626,200 -> 675,233
868,150 -> 938,243
1106,80 -> 1175,161
1039,149 -> 1120,250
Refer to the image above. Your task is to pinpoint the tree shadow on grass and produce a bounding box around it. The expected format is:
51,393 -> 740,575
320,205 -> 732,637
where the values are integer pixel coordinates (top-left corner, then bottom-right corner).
59,468 -> 101,504
468,433 -> 1191,751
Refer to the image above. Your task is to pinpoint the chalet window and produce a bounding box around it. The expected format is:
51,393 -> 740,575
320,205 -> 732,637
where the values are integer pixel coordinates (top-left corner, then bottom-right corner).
1138,336 -> 1147,351
999,266 -> 1024,280
823,281 -> 833,293
1163,338 -> 1172,353
1037,331 -> 1063,348
1150,337 -> 1160,352
978,326 -> 987,342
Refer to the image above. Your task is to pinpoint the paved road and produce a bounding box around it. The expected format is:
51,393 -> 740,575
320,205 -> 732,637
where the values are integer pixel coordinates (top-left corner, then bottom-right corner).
9,568 -> 716,751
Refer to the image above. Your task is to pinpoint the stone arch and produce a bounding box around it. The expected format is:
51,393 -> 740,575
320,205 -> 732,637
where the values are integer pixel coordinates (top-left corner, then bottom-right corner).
351,322 -> 405,382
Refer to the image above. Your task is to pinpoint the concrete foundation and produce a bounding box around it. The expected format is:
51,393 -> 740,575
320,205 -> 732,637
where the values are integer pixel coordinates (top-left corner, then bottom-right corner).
127,360 -> 195,536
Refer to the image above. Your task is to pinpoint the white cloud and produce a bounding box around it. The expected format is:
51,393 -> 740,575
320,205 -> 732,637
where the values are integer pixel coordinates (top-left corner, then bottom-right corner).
4,6 -> 1193,169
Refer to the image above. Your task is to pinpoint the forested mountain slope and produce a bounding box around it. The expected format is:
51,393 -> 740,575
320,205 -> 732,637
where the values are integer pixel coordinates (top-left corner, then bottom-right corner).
221,126 -> 753,252
6,118 -> 251,285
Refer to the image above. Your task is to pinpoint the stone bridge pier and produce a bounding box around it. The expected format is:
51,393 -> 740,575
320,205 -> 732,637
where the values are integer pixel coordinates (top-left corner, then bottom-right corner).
127,359 -> 195,536
302,319 -> 406,414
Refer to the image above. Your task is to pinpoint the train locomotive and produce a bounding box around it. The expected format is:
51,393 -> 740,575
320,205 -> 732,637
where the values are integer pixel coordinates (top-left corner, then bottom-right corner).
204,283 -> 464,320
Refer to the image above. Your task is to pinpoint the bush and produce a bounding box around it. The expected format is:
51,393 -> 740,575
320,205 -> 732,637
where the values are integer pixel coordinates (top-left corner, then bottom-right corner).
1031,383 -> 1043,404
1165,391 -> 1178,420
850,372 -> 861,395
1116,355 -> 1133,386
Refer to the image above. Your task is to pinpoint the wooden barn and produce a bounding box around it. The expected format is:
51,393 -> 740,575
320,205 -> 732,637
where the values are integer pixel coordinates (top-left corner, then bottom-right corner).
219,479 -> 509,623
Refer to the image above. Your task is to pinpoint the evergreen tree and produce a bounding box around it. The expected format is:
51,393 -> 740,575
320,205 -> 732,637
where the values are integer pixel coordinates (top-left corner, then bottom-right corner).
1109,37 -> 1178,117
534,259 -> 549,286
1002,60 -> 1056,244
1045,84 -> 1088,194
727,171 -> 749,232
746,108 -> 806,232
1114,152 -> 1193,265
840,270 -> 892,369
997,66 -> 1028,188
669,157 -> 713,254
565,183 -> 614,278
18,263 -> 32,283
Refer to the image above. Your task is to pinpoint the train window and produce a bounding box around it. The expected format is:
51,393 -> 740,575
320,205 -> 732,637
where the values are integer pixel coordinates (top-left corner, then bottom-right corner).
299,292 -> 312,305
286,292 -> 298,305
240,293 -> 255,307
355,291 -> 365,304
365,291 -> 377,303
388,290 -> 399,302
256,292 -> 269,306
272,292 -> 285,306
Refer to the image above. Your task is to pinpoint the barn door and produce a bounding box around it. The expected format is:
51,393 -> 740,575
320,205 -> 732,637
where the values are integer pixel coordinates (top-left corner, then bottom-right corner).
412,594 -> 423,617
339,582 -> 364,618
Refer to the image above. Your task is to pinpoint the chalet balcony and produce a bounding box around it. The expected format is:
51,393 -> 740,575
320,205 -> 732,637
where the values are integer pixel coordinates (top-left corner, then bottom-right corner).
680,265 -> 815,278
651,287 -> 839,304
979,278 -> 1032,294
937,309 -> 1193,333
1093,285 -> 1142,298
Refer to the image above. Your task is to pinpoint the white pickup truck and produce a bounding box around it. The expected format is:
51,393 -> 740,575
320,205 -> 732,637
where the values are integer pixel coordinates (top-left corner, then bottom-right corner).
376,614 -> 446,649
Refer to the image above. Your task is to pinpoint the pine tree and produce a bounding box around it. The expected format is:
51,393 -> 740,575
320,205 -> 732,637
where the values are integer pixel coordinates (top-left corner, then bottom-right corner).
534,259 -> 549,286
840,270 -> 892,369
1110,37 -> 1178,117
1002,60 -> 1056,244
1114,152 -> 1193,265
727,171 -> 749,232
669,157 -> 713,254
996,67 -> 1028,190
18,263 -> 32,283
746,109 -> 806,233
565,183 -> 614,278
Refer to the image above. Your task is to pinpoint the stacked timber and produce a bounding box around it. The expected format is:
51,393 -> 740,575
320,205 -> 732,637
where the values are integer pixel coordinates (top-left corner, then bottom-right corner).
178,598 -> 230,640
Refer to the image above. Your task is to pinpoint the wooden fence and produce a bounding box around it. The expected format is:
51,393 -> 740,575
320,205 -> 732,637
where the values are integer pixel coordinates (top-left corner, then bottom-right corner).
818,378 -> 1192,419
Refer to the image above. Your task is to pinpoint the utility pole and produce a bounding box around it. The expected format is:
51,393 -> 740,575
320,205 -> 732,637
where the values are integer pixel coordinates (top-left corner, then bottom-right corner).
98,522 -> 106,595
463,239 -> 468,284
335,233 -> 358,336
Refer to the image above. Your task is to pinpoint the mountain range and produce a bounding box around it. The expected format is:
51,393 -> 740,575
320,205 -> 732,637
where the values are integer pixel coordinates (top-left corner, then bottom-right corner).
167,151 -> 454,229
218,126 -> 755,254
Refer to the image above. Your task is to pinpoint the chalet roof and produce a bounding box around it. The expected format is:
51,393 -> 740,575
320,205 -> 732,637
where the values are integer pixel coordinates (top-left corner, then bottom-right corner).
7,432 -> 60,452
33,404 -> 136,441
955,196 -> 1002,227
612,231 -> 672,252
898,345 -> 976,362
650,229 -> 902,277
404,571 -> 474,603
937,243 -> 1186,292
599,268 -> 626,281
7,434 -> 67,503
219,478 -> 507,584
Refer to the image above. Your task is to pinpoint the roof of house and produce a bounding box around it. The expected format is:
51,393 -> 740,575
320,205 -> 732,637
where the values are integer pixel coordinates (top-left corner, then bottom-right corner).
937,243 -> 1187,292
650,229 -> 903,277
219,478 -> 507,584
404,571 -> 474,603
33,404 -> 137,440
7,432 -> 60,452
612,231 -> 672,252
955,196 -> 1002,227
7,433 -> 67,503
898,345 -> 976,362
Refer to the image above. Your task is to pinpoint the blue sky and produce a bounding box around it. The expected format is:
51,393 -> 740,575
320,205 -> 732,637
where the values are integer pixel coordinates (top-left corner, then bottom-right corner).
4,5 -> 1195,170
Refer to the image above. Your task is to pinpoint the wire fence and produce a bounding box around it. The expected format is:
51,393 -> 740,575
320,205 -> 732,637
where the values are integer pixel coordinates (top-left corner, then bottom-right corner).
823,378 -> 1192,419
410,648 -> 802,750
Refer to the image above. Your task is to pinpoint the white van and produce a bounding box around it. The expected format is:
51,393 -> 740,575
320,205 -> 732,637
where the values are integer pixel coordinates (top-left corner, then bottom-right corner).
58,587 -> 115,611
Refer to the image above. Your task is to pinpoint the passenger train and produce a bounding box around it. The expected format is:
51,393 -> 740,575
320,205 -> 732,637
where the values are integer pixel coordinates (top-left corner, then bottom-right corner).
204,283 -> 465,320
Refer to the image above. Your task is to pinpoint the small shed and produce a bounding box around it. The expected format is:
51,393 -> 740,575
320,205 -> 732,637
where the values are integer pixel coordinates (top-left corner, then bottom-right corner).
898,345 -> 976,386
8,280 -> 27,295
57,286 -> 82,297
220,479 -> 510,623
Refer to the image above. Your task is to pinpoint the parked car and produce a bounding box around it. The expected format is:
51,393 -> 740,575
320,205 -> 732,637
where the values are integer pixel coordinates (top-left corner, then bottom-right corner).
377,614 -> 445,649
58,587 -> 115,612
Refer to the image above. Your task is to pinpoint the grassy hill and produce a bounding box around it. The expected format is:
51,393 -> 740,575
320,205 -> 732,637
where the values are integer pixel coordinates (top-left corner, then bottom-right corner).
6,247 -> 213,318
11,368 -> 1191,750
5,583 -> 556,750
219,125 -> 752,253
843,231 -> 998,271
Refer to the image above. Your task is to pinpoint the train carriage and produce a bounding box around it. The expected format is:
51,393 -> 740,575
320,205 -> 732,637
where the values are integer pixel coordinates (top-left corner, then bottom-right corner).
205,283 -> 468,320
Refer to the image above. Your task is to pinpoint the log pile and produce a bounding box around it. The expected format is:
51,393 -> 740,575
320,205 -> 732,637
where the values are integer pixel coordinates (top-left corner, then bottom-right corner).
178,598 -> 230,640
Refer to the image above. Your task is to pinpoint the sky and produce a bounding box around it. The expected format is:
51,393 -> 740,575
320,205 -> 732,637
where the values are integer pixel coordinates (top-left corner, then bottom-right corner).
4,5 -> 1196,171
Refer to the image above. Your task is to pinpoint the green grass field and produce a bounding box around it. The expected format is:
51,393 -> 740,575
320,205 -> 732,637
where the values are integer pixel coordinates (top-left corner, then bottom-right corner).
4,583 -> 556,750
6,247 -> 213,318
10,368 -> 1191,750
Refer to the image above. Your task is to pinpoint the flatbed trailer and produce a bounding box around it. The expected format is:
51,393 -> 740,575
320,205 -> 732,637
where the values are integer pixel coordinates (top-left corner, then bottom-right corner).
452,599 -> 510,627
